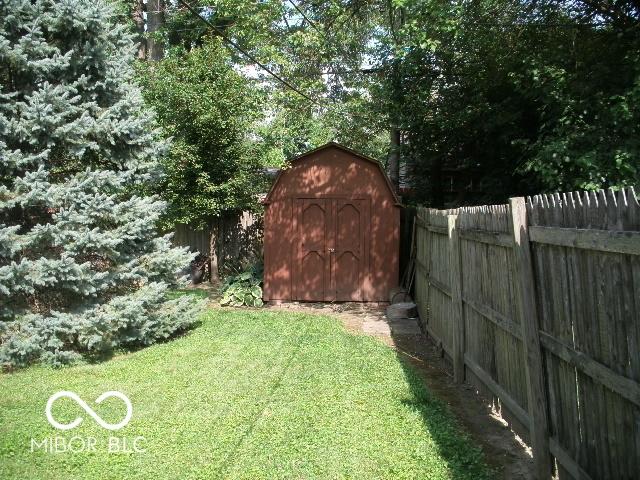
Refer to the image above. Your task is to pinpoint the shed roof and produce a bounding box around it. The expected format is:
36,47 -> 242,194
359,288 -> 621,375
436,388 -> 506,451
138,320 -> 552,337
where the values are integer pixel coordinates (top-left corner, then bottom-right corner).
262,142 -> 401,205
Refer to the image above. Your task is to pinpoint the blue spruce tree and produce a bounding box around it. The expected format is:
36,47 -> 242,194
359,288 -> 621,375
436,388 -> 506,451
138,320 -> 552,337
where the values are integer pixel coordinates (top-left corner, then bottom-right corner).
0,0 -> 202,367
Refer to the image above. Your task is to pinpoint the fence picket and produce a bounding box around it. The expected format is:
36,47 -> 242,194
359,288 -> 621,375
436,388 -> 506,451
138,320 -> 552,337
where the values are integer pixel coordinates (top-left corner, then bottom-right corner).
509,197 -> 552,479
449,214 -> 465,383
412,187 -> 640,479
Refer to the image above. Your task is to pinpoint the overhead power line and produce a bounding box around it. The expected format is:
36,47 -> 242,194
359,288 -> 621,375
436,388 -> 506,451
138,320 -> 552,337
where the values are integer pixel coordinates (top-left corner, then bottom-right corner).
173,0 -> 383,134
286,0 -> 322,33
284,0 -> 371,85
175,0 -> 323,106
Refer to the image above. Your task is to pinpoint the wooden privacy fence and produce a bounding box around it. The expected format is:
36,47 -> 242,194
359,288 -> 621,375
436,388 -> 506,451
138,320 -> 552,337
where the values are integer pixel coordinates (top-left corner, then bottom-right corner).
414,187 -> 640,480
173,211 -> 263,279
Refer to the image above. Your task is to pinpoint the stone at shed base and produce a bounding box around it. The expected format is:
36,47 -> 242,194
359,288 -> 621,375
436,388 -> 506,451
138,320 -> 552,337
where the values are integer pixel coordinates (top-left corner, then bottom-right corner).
386,302 -> 418,320
389,286 -> 412,304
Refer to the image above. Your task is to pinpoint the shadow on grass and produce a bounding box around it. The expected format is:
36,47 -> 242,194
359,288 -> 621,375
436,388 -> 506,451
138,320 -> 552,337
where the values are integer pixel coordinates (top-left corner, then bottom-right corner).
166,288 -> 211,300
389,332 -> 492,479
82,288 -> 207,366
83,318 -> 204,365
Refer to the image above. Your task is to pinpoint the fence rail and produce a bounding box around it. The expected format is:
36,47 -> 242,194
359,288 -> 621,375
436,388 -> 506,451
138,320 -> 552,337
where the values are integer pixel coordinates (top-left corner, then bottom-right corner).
414,187 -> 640,480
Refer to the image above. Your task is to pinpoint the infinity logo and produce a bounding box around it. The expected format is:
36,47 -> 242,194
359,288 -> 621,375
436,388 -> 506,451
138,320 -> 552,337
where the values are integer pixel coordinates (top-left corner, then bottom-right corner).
45,391 -> 133,431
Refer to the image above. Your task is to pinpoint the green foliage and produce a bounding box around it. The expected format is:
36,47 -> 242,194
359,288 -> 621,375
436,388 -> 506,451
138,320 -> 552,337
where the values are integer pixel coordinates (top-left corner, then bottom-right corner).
140,0 -> 639,206
159,0 -> 391,165
0,309 -> 491,479
219,264 -> 263,307
138,39 -> 267,229
0,0 -> 202,368
377,0 -> 640,205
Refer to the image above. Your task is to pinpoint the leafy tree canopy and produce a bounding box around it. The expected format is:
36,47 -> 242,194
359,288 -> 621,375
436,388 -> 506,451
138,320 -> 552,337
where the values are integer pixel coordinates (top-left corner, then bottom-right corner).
160,0 -> 391,158
134,0 -> 639,208
376,0 -> 640,205
139,39 -> 267,229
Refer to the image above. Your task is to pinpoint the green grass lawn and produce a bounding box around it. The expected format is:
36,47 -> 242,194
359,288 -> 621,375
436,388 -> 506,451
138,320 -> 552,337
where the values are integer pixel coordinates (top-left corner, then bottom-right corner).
0,308 -> 490,479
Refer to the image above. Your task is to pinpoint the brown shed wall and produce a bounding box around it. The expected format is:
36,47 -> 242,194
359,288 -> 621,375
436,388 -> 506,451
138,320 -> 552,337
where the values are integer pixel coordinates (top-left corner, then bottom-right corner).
263,144 -> 400,302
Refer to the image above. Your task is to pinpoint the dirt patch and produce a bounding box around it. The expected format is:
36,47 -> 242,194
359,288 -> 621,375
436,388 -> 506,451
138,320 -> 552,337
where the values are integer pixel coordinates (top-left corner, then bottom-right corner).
266,301 -> 534,479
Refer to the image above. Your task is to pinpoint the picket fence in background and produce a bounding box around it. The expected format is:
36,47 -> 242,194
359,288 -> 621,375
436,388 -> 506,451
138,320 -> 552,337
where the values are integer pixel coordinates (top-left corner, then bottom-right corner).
173,211 -> 263,280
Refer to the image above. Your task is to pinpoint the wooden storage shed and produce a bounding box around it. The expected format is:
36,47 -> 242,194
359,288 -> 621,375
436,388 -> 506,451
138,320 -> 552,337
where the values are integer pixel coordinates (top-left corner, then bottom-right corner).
263,142 -> 401,302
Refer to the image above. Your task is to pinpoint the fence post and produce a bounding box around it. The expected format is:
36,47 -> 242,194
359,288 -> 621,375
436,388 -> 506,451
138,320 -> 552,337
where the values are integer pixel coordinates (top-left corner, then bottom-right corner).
508,197 -> 551,479
448,214 -> 465,384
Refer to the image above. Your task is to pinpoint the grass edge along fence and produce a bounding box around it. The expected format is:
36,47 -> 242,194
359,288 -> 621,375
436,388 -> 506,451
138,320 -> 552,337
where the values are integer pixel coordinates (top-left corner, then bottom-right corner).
414,187 -> 640,480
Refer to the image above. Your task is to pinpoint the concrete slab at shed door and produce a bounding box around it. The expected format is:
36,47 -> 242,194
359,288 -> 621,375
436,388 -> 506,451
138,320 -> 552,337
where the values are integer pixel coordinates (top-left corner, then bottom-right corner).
262,143 -> 401,302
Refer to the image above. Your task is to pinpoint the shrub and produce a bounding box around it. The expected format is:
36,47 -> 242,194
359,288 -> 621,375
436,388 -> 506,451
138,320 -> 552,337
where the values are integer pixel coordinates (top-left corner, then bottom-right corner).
219,265 -> 263,308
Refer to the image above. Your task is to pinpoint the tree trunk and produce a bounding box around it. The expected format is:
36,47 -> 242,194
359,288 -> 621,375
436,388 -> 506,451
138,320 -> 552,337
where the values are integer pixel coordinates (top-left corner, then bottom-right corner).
388,128 -> 401,194
387,46 -> 403,195
133,0 -> 146,59
209,217 -> 220,283
147,0 -> 165,61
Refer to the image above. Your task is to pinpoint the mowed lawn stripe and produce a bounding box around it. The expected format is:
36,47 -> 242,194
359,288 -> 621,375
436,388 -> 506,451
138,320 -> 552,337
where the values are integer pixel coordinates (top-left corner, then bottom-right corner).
0,309 -> 491,480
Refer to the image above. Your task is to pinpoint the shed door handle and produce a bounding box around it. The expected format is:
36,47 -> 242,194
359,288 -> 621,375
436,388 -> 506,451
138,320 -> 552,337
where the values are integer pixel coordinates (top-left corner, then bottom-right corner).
328,248 -> 335,253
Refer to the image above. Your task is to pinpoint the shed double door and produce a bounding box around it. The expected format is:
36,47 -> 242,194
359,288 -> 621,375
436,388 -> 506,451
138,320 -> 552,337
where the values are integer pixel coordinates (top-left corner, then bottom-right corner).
294,198 -> 369,301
